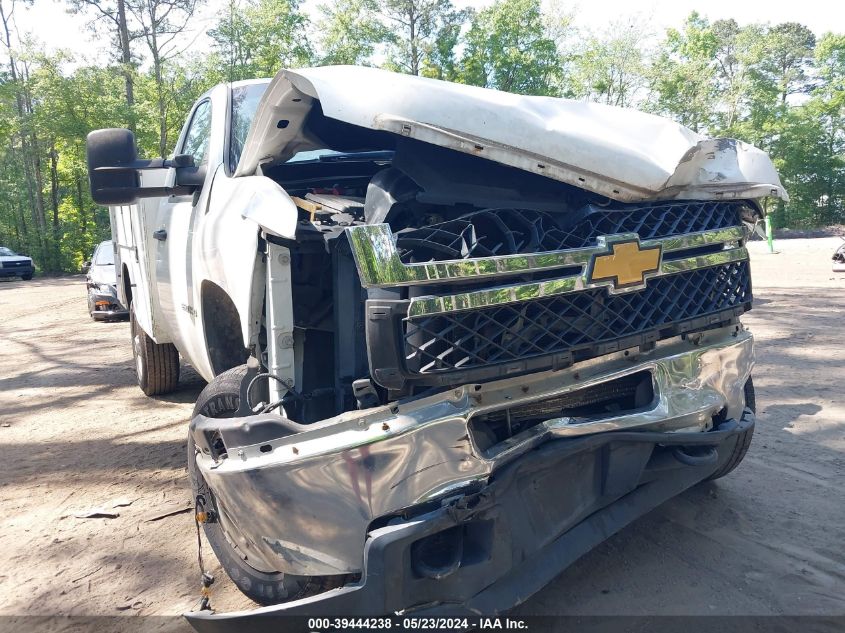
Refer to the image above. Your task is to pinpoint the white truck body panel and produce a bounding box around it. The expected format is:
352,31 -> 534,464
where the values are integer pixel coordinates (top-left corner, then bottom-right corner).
110,202 -> 158,338
111,82 -> 288,383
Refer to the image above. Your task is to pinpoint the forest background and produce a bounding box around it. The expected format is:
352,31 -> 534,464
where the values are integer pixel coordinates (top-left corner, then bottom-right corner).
1,0 -> 843,272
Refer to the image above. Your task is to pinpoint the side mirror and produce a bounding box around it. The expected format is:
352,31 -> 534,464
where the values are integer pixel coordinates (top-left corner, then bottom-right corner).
176,164 -> 207,187
86,129 -> 142,205
81,260 -> 91,274
86,129 -> 193,205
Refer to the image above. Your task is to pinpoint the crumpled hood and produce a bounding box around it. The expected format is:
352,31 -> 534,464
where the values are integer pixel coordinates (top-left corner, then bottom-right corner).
236,65 -> 787,203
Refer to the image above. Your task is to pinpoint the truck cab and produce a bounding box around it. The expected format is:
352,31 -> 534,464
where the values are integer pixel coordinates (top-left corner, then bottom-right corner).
109,80 -> 271,391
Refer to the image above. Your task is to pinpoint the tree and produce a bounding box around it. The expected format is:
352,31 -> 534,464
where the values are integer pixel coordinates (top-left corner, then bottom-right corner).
647,12 -> 719,133
127,0 -> 200,156
66,0 -> 137,130
770,33 -> 845,227
708,19 -> 762,133
0,0 -> 51,268
380,0 -> 464,76
568,17 -> 650,107
458,0 -> 559,96
29,55 -> 128,267
754,22 -> 816,106
315,0 -> 388,66
208,0 -> 311,82
208,0 -> 253,80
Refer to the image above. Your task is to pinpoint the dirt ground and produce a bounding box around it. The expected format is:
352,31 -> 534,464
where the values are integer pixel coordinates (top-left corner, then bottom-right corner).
1,237 -> 844,627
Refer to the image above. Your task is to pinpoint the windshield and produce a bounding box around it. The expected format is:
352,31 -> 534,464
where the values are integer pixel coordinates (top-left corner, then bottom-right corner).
0,247 -> 16,256
229,81 -> 270,173
94,243 -> 114,266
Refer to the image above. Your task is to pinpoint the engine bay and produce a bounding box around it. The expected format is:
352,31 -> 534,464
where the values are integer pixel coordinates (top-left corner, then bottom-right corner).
259,139 -> 757,425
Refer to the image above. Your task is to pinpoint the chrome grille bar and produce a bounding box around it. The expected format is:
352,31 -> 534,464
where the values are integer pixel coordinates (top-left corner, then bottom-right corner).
407,247 -> 748,316
346,224 -> 745,288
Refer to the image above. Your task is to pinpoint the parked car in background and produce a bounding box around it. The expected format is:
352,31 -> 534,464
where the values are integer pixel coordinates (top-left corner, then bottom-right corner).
833,240 -> 845,272
0,246 -> 34,280
85,241 -> 127,320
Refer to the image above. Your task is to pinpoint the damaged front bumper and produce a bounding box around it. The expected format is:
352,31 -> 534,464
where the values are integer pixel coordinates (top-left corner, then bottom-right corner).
88,285 -> 128,319
187,412 -> 753,630
187,325 -> 753,622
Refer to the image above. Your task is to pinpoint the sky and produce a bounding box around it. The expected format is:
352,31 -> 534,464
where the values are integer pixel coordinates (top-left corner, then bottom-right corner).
8,0 -> 845,66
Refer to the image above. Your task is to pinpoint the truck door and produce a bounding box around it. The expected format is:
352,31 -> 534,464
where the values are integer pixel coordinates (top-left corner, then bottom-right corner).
153,98 -> 213,353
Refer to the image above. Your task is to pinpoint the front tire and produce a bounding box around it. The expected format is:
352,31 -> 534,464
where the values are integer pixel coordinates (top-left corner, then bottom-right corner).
21,273 -> 32,281
130,304 -> 179,395
706,377 -> 756,481
188,365 -> 334,605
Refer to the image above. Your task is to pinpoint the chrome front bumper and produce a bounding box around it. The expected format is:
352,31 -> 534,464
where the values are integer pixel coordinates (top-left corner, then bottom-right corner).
188,398 -> 756,628
190,324 -> 753,578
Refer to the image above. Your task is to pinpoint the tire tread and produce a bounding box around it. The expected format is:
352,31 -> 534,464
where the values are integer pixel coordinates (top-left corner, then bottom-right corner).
131,305 -> 180,396
706,377 -> 756,481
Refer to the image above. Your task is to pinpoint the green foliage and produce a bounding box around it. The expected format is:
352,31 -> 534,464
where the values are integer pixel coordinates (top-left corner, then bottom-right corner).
315,0 -> 389,66
380,0 -> 466,77
567,18 -> 649,106
208,0 -> 312,80
1,1 -> 844,275
458,0 -> 559,95
646,12 -> 719,132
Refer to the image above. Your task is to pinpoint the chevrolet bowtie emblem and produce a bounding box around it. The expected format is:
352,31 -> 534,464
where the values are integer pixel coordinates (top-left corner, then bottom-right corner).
587,238 -> 662,291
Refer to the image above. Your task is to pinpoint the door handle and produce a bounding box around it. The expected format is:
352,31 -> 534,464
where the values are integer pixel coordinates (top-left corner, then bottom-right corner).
153,229 -> 168,241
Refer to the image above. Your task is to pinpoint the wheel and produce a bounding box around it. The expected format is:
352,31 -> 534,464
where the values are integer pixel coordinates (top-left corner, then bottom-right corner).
706,377 -> 756,481
130,303 -> 179,395
21,273 -> 32,280
188,365 -> 336,605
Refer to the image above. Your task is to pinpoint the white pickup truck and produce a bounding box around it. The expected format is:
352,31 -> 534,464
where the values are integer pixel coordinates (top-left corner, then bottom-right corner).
87,66 -> 785,624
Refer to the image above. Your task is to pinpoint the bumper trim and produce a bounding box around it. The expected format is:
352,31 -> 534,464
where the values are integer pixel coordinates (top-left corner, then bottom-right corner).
91,308 -> 129,320
185,412 -> 754,630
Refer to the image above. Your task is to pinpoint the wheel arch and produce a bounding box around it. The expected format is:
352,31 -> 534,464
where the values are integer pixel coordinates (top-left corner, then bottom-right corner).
200,280 -> 249,377
121,263 -> 133,307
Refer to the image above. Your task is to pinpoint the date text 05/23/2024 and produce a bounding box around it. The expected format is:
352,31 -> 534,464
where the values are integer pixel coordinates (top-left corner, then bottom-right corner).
307,617 -> 528,630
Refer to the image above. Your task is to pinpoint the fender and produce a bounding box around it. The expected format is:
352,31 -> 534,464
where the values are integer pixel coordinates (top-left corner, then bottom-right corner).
197,173 -> 299,379
239,176 -> 299,240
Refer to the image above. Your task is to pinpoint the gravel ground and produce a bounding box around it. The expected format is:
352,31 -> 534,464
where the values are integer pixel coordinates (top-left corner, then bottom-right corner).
0,237 -> 843,629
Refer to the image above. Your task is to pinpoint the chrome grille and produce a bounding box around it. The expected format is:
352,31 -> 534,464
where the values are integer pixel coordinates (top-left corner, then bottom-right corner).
403,261 -> 751,374
396,201 -> 742,263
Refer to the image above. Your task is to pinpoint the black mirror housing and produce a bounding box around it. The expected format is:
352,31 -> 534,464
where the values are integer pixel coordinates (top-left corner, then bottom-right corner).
86,129 -> 194,205
176,164 -> 207,187
86,129 -> 141,205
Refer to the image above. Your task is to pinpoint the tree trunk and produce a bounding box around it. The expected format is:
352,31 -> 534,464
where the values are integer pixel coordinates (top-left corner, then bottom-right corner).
21,63 -> 49,268
75,167 -> 87,232
155,55 -> 167,157
149,24 -> 168,158
2,1 -> 46,264
117,0 -> 136,131
17,202 -> 28,241
408,6 -> 418,75
49,141 -> 61,269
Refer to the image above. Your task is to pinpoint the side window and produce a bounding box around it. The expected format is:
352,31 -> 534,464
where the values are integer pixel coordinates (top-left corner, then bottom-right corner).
181,100 -> 212,166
